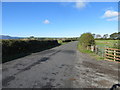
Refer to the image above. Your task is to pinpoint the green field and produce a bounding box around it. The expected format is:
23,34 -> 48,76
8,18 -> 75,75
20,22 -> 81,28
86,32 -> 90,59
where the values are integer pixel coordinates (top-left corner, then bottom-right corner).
95,40 -> 120,49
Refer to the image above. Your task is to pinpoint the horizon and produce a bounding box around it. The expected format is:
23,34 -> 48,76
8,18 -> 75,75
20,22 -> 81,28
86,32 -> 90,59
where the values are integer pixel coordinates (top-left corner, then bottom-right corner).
1,31 -> 119,38
2,2 -> 119,37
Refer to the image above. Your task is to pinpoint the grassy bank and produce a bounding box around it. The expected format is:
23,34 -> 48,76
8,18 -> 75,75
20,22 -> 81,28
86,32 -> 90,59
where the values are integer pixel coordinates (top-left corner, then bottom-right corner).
77,44 -> 104,60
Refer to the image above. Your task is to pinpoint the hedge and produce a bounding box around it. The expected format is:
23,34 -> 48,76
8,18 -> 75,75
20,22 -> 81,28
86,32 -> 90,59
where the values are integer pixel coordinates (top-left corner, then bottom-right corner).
2,39 -> 60,63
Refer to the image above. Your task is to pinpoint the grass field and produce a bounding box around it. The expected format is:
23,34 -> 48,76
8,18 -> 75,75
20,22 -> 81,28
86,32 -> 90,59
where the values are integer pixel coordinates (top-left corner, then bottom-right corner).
95,40 -> 120,49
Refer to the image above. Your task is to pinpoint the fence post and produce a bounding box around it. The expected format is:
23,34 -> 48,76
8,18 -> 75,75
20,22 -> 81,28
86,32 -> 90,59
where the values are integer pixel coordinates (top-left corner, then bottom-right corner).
114,50 -> 116,61
105,48 -> 107,59
91,46 -> 94,52
95,45 -> 98,54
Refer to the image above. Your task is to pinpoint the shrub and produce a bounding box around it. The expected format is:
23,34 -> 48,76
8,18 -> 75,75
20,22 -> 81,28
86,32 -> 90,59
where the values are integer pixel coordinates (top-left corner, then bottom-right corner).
78,33 -> 95,48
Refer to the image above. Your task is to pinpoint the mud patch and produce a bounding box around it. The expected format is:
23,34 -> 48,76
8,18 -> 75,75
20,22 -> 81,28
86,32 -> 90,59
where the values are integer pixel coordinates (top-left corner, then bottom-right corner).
69,78 -> 76,81
83,61 -> 117,76
94,79 -> 112,87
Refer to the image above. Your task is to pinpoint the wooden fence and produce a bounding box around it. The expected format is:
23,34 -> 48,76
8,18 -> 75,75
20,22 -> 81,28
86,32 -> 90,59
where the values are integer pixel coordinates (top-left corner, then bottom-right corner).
105,48 -> 120,61
90,46 -> 120,62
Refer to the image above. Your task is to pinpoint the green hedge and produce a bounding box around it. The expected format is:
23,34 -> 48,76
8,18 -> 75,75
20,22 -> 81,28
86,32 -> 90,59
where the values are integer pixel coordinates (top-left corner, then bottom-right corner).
2,39 -> 60,63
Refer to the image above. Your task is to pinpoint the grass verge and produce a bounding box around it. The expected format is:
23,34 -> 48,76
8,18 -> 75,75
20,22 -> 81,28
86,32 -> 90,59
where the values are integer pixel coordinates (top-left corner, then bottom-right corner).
77,44 -> 104,60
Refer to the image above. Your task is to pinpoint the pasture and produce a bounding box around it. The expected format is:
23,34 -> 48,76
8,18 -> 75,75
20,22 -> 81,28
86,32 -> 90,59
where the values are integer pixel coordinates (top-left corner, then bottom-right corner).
95,40 -> 120,49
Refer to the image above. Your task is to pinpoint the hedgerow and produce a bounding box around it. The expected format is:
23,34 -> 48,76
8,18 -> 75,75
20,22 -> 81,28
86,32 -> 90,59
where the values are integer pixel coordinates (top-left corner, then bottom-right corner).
2,39 -> 60,63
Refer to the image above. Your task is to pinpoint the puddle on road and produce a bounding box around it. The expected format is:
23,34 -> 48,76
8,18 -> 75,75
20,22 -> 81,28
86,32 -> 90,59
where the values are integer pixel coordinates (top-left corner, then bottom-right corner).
40,57 -> 49,62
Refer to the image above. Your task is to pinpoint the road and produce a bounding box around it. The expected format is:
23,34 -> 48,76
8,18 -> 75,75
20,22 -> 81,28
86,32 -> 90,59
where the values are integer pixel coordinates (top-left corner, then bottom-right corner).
2,41 -> 119,88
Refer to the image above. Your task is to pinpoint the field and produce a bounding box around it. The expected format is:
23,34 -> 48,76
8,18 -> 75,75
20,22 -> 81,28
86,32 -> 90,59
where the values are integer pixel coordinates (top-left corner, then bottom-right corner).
95,40 -> 120,49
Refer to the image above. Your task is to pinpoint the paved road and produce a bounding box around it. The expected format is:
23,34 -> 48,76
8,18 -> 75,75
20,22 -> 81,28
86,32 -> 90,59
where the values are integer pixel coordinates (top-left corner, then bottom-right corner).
2,41 -> 119,88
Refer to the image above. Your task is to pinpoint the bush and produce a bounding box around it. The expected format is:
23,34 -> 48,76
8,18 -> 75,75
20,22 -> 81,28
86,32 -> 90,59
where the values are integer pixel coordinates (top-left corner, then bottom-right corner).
78,33 -> 95,48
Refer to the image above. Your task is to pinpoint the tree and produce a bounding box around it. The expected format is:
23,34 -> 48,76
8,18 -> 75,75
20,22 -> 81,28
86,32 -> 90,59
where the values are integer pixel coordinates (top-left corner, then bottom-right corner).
103,34 -> 108,39
92,34 -> 96,38
109,32 -> 120,39
79,33 -> 95,48
96,34 -> 101,38
28,36 -> 37,40
30,36 -> 34,38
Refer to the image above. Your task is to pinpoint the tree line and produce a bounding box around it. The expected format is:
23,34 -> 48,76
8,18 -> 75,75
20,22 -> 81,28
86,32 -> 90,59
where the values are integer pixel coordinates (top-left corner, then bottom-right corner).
92,32 -> 120,40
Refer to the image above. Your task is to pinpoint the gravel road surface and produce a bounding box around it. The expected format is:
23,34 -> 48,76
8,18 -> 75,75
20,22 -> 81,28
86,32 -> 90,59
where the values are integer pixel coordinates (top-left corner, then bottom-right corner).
2,41 -> 119,89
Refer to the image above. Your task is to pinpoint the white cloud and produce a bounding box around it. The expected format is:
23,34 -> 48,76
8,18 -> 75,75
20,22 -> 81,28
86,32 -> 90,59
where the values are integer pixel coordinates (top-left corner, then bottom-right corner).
102,10 -> 120,21
106,17 -> 118,21
107,16 -> 120,21
75,2 -> 86,8
71,0 -> 87,9
103,10 -> 119,18
43,19 -> 50,24
60,0 -> 87,9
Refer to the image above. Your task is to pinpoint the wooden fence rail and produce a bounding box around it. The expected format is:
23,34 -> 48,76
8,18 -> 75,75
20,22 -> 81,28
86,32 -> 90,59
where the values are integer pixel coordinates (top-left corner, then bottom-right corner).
105,48 -> 120,61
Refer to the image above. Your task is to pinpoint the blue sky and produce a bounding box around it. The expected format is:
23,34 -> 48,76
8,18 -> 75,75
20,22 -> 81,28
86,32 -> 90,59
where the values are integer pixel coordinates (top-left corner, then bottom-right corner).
2,2 -> 119,37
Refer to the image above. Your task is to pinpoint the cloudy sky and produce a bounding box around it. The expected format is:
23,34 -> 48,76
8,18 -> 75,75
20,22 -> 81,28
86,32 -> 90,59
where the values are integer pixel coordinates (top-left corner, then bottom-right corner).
2,2 -> 119,37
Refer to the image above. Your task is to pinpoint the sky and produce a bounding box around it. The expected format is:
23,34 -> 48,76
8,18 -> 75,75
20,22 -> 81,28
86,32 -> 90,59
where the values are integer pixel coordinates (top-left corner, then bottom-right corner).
2,2 -> 119,37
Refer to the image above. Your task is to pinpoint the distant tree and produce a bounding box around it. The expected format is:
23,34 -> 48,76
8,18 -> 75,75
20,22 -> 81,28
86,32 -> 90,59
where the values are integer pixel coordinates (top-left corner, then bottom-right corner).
96,34 -> 101,38
28,36 -> 36,40
79,33 -> 95,48
103,34 -> 108,39
118,32 -> 120,39
110,33 -> 118,39
30,36 -> 34,38
92,34 -> 96,38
